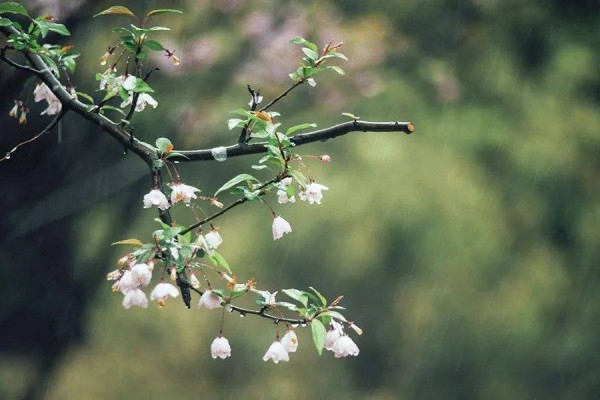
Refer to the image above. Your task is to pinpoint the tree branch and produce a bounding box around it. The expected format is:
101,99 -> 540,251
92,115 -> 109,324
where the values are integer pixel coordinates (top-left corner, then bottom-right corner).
189,286 -> 307,325
170,120 -> 415,162
0,26 -> 415,169
0,109 -> 66,162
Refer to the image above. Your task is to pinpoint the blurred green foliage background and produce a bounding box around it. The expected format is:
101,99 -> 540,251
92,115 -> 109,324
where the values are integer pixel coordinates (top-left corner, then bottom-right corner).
1,0 -> 599,399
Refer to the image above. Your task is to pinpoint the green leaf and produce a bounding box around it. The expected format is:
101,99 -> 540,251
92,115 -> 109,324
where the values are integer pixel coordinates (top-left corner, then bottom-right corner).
282,289 -> 309,307
323,310 -> 347,322
286,123 -> 317,136
289,169 -> 309,187
112,27 -> 130,34
122,41 -> 137,53
0,17 -> 13,26
155,137 -> 172,153
208,251 -> 232,274
329,51 -> 348,60
111,238 -> 143,246
325,65 -> 345,75
290,37 -> 318,52
302,47 -> 319,62
214,173 -> 259,196
148,26 -> 170,31
311,319 -> 326,355
132,78 -> 154,93
0,2 -> 28,16
75,91 -> 94,104
144,39 -> 164,51
33,20 -> 70,37
309,287 -> 327,306
341,112 -> 360,120
227,118 -> 244,130
94,6 -> 137,18
146,9 -> 183,18
99,105 -> 127,117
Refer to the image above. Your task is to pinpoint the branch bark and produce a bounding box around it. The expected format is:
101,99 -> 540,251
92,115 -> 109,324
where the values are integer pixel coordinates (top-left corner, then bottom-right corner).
1,25 -> 415,171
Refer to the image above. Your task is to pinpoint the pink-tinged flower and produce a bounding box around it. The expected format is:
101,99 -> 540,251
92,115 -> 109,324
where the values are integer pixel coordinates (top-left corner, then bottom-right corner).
272,216 -> 292,240
331,335 -> 360,358
299,182 -> 329,205
277,190 -> 296,204
205,229 -> 223,249
131,262 -> 153,287
122,288 -> 148,309
281,177 -> 293,186
281,329 -> 298,353
198,290 -> 222,309
211,336 -> 232,359
106,269 -> 122,281
262,340 -> 289,363
325,320 -> 344,351
170,183 -> 200,205
320,154 -> 331,163
33,83 -> 62,115
143,189 -> 170,210
149,282 -> 179,308
120,92 -> 158,112
117,270 -> 139,294
169,266 -> 177,281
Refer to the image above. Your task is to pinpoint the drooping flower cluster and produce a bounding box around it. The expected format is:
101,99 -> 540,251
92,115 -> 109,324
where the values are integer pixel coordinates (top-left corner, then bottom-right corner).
107,260 -> 180,309
325,320 -> 360,358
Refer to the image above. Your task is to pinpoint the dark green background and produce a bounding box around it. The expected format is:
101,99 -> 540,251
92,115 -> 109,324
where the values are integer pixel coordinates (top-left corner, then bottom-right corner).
0,0 -> 599,399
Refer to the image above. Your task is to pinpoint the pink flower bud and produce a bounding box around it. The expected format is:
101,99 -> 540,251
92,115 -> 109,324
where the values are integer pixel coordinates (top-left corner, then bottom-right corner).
321,155 -> 331,163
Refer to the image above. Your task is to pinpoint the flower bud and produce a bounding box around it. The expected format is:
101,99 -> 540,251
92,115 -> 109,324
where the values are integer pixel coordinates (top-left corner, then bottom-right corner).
320,154 -> 331,163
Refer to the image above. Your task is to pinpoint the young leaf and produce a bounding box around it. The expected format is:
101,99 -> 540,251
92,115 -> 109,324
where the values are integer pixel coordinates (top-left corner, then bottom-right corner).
214,173 -> 259,196
302,47 -> 319,62
144,39 -> 164,51
155,137 -> 173,153
75,91 -> 94,104
341,112 -> 360,120
132,78 -> 154,93
0,17 -> 13,26
148,26 -> 171,31
94,6 -> 137,18
0,2 -> 28,16
282,289 -> 309,307
209,252 -> 232,274
323,310 -> 347,322
309,286 -> 327,306
290,37 -> 318,52
146,9 -> 183,18
111,238 -> 143,246
227,118 -> 244,130
325,65 -> 345,75
286,123 -> 317,136
311,319 -> 326,355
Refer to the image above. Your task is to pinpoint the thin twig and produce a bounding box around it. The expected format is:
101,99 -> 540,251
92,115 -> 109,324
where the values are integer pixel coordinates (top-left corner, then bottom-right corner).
0,110 -> 67,162
180,178 -> 278,235
260,80 -> 304,112
189,286 -> 307,325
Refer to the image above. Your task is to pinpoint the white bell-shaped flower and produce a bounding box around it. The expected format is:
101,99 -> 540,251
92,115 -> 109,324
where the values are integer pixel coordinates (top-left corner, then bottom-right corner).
211,336 -> 232,359
122,288 -> 148,309
205,229 -> 223,249
262,340 -> 289,363
280,329 -> 298,353
272,216 -> 292,240
331,335 -> 360,358
198,290 -> 223,309
149,282 -> 179,308
170,182 -> 200,205
143,189 -> 170,210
